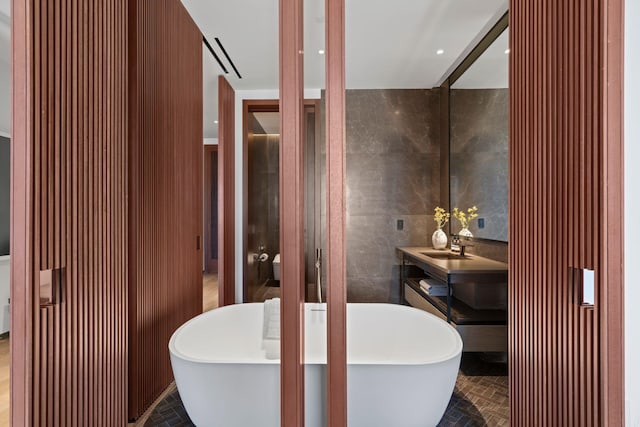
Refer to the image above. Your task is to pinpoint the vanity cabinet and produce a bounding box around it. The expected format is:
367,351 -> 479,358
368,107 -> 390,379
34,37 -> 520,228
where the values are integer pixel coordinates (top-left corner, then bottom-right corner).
397,247 -> 508,352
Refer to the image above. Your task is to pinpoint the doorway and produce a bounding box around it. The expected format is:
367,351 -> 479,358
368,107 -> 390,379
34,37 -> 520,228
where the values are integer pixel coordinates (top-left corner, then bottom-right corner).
242,100 -> 321,303
203,145 -> 219,275
203,145 -> 219,311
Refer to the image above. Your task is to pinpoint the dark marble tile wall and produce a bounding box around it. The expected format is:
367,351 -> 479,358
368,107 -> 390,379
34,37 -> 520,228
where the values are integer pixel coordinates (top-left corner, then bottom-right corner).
450,88 -> 509,242
247,134 -> 280,301
467,239 -> 509,263
320,89 -> 442,303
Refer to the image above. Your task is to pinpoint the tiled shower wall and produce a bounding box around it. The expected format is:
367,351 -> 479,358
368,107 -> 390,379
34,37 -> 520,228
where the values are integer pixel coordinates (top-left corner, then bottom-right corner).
321,89 -> 442,303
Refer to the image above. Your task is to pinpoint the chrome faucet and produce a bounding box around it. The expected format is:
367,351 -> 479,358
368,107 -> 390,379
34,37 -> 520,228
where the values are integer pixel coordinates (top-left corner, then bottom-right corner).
458,236 -> 474,257
452,235 -> 473,256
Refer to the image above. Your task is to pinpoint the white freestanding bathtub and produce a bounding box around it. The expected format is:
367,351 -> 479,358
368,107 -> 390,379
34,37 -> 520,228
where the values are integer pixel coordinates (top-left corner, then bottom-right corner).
169,303 -> 462,427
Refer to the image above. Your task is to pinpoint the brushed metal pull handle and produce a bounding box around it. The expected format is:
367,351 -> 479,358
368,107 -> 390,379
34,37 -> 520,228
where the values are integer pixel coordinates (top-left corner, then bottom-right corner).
40,268 -> 64,307
572,267 -> 595,308
580,269 -> 595,307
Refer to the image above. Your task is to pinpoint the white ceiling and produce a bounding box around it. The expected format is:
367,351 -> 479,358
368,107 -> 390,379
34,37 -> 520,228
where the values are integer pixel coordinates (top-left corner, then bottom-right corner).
452,28 -> 509,89
0,1 -> 510,139
182,0 -> 508,137
252,112 -> 280,135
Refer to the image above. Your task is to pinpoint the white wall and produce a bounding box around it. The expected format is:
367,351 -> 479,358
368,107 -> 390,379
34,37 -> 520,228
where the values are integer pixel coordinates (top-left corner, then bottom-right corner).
0,10 -> 9,335
625,0 -> 640,424
0,61 -> 9,134
233,88 -> 321,302
0,256 -> 9,334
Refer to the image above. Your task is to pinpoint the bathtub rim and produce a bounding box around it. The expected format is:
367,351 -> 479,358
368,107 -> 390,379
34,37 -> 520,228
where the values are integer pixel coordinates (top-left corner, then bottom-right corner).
169,302 -> 463,366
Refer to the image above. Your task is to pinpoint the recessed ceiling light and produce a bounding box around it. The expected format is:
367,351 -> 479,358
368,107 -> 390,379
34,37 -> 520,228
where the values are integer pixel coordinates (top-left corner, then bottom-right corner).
436,49 -> 444,55
318,49 -> 325,55
505,48 -> 511,54
214,120 -> 218,124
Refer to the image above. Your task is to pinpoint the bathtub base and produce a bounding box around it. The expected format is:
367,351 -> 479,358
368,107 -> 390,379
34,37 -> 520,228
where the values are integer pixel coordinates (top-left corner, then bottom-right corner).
170,303 -> 462,427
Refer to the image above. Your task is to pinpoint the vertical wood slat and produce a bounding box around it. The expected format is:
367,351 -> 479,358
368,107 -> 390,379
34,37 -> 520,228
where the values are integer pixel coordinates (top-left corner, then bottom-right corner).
325,0 -> 348,426
127,0 -> 203,420
11,0 -> 129,425
218,75 -> 235,307
601,0 -> 625,424
279,0 -> 305,426
509,0 -> 624,425
10,0 -> 34,416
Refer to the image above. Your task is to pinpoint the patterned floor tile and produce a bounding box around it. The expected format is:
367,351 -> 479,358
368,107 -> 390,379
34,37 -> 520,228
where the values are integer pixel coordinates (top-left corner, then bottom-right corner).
145,353 -> 508,426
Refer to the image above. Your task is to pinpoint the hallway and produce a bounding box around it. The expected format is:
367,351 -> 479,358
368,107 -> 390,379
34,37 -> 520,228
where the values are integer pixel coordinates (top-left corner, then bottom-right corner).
202,273 -> 218,312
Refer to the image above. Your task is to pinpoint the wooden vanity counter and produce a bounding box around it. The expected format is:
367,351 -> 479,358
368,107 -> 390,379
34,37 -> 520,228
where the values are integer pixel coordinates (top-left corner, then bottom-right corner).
398,247 -> 507,277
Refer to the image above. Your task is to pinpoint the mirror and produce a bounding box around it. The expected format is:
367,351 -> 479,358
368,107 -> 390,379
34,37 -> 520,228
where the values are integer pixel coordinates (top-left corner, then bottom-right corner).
449,27 -> 509,242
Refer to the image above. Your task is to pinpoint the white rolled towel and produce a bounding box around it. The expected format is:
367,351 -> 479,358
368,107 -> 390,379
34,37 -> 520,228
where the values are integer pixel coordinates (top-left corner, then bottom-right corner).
419,279 -> 433,290
262,298 -> 281,359
419,279 -> 450,296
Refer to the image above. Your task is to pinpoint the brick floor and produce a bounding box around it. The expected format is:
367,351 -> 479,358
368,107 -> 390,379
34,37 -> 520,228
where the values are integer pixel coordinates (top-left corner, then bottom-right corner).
146,353 -> 508,426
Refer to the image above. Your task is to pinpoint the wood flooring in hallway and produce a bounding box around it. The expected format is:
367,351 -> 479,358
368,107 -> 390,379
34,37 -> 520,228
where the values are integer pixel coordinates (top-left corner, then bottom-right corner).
0,335 -> 8,426
202,273 -> 219,312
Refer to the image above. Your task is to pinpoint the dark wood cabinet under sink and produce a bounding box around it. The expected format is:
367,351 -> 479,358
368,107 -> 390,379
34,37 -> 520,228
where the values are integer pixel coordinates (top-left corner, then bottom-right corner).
397,247 -> 508,352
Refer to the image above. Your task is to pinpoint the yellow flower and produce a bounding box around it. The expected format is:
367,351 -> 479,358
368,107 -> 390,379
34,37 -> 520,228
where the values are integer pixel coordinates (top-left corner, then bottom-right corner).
453,206 -> 479,229
433,206 -> 450,229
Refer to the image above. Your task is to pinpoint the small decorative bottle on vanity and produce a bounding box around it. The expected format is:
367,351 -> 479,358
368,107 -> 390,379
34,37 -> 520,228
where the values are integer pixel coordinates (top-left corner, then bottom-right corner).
452,206 -> 478,239
452,206 -> 478,251
432,207 -> 450,250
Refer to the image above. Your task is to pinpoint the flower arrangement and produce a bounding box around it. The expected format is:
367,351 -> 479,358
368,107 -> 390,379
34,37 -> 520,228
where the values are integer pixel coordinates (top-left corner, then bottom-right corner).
452,206 -> 479,230
433,207 -> 450,229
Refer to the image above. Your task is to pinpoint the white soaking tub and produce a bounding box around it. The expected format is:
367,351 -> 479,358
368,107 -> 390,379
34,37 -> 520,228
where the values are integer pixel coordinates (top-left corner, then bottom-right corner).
169,303 -> 462,427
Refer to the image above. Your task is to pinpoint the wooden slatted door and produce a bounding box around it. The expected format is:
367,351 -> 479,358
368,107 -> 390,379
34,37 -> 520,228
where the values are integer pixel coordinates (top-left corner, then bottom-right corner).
127,0 -> 204,419
509,0 -> 624,425
11,0 -> 129,425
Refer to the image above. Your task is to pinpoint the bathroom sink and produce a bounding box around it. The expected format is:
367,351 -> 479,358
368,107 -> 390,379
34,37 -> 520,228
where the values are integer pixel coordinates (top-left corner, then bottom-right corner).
420,252 -> 469,260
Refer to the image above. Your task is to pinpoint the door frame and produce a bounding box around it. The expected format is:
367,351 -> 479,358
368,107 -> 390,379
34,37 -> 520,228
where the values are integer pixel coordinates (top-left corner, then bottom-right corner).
241,99 -> 319,303
10,0 -> 32,423
203,144 -> 218,274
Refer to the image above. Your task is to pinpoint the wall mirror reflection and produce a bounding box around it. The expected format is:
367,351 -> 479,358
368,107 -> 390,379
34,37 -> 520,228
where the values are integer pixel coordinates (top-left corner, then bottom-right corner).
449,26 -> 509,242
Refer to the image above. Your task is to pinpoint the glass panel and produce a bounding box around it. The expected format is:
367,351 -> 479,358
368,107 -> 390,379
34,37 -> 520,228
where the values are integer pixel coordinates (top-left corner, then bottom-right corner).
344,1 -> 504,303
344,2 -> 507,426
450,28 -> 509,242
304,0 -> 326,305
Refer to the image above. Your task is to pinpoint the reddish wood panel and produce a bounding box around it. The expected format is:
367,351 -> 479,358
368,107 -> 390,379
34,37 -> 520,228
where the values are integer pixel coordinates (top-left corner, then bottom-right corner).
279,0 -> 305,425
128,0 -> 203,419
11,0 -> 129,425
601,0 -> 625,424
218,76 -> 236,306
325,0 -> 348,425
509,0 -> 624,424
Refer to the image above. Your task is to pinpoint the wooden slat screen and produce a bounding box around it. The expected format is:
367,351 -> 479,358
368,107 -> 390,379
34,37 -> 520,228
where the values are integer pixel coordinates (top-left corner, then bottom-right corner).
279,0 -> 306,425
12,0 -> 129,425
509,0 -> 624,424
325,0 -> 348,425
128,0 -> 203,419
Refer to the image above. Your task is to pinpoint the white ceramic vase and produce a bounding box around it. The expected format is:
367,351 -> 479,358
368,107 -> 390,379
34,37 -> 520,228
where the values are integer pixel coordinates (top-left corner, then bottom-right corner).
432,228 -> 448,249
459,228 -> 473,238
